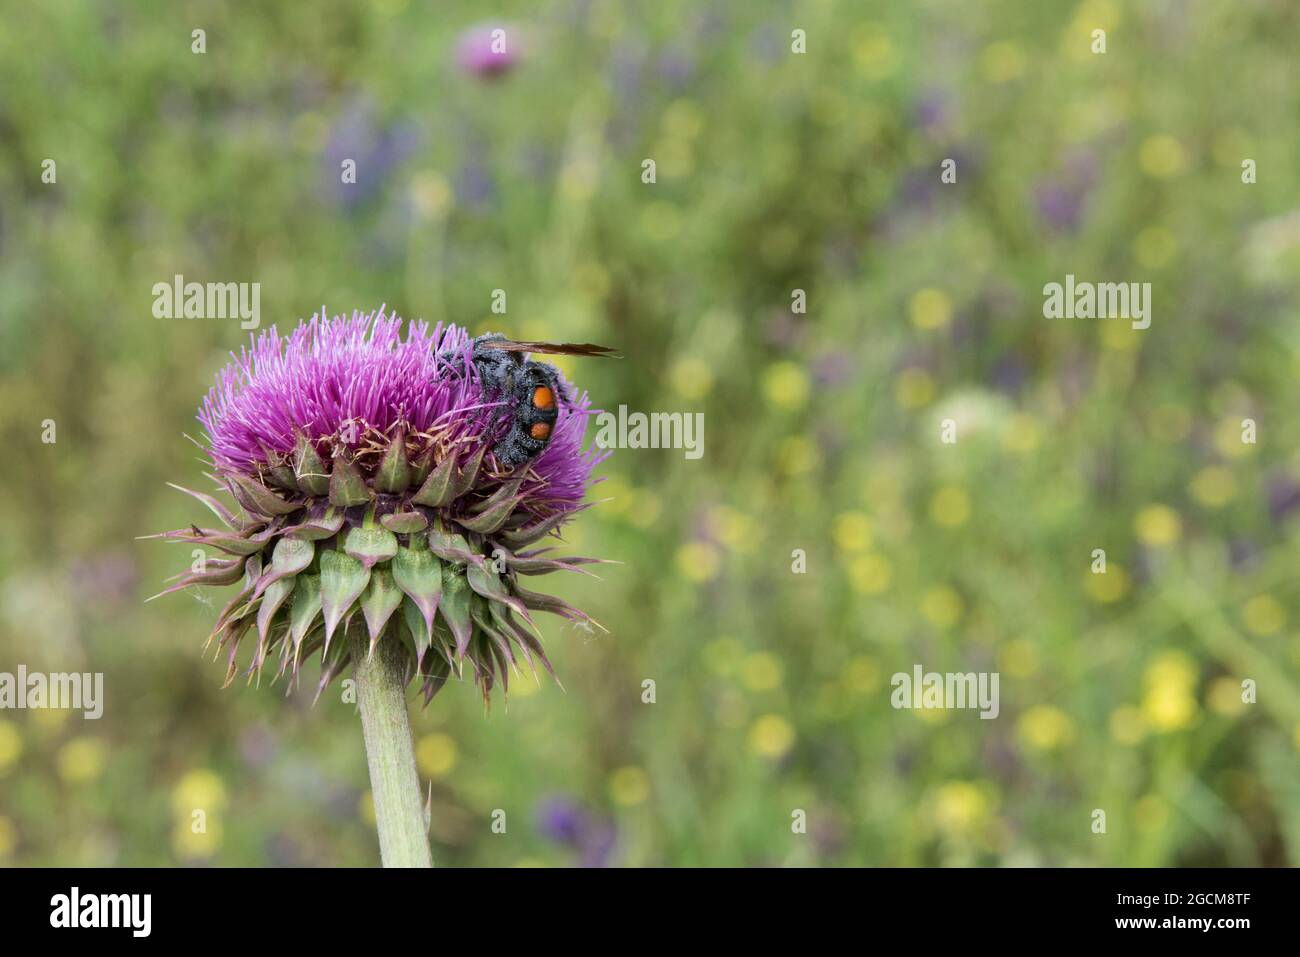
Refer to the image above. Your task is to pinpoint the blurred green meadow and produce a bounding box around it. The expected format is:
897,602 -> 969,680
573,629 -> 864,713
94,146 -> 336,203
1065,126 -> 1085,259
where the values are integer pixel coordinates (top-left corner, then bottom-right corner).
2,0 -> 1300,866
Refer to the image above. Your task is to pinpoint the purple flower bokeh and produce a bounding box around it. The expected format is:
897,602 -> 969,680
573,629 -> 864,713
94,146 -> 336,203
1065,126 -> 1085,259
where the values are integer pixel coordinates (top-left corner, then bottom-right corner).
322,98 -> 421,211
456,24 -> 521,78
1032,150 -> 1098,234
1267,474 -> 1300,521
912,90 -> 950,134
536,794 -> 617,867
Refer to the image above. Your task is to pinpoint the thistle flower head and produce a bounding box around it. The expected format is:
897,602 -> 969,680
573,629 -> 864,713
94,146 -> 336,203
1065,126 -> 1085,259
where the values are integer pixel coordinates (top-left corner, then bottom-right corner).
150,307 -> 608,703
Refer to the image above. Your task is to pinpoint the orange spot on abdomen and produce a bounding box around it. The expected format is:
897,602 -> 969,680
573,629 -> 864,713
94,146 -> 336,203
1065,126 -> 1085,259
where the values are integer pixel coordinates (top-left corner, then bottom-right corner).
531,386 -> 555,410
529,422 -> 552,440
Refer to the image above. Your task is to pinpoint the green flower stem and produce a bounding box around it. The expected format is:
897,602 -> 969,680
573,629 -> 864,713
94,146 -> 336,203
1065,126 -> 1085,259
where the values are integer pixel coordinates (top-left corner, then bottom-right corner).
350,623 -> 432,867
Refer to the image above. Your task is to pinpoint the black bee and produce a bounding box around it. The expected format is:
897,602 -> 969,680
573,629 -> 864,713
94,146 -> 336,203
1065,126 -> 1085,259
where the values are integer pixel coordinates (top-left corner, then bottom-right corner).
451,334 -> 617,469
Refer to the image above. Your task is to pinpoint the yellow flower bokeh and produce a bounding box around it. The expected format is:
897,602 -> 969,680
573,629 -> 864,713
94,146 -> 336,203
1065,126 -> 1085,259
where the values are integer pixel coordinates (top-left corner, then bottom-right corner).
676,542 -> 723,583
0,721 -> 22,776
933,781 -> 991,837
844,656 -> 881,695
1142,651 -> 1199,732
1085,565 -> 1130,603
1110,705 -> 1147,745
849,553 -> 893,595
172,768 -> 227,815
609,766 -> 650,806
832,511 -> 873,552
1001,413 -> 1041,453
895,368 -> 936,408
1134,504 -> 1181,546
930,486 -> 971,528
1134,227 -> 1177,269
740,652 -> 783,693
998,640 -> 1040,680
670,356 -> 714,400
762,361 -> 811,411
1018,705 -> 1075,751
1139,135 -> 1187,179
1207,677 -> 1249,717
852,23 -> 898,79
712,505 -> 758,553
981,41 -> 1027,83
748,714 -> 795,758
416,733 -> 458,778
920,585 -> 964,629
1241,595 -> 1286,636
1189,466 -> 1237,508
56,737 -> 107,785
909,289 -> 952,330
0,815 -> 15,858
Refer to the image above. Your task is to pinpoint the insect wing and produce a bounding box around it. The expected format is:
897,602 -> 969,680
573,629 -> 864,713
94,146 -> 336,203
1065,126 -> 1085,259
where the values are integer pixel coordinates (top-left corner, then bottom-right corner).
476,339 -> 618,358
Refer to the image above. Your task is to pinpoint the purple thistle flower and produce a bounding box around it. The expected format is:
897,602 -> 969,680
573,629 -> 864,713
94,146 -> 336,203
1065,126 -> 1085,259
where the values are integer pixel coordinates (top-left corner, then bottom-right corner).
150,307 -> 610,705
199,309 -> 474,474
456,23 -> 521,79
